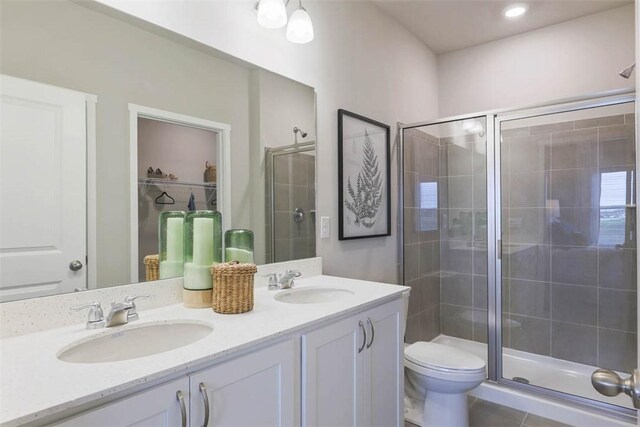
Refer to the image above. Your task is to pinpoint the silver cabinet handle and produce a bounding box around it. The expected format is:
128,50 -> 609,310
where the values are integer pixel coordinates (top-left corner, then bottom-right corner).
366,317 -> 375,349
358,321 -> 367,353
176,390 -> 187,427
69,260 -> 83,271
592,368 -> 640,408
199,382 -> 210,427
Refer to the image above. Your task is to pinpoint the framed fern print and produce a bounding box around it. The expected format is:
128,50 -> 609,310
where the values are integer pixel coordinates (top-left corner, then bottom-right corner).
338,109 -> 391,240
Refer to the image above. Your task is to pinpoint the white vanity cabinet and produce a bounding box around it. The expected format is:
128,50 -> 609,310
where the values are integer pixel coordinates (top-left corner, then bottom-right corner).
55,377 -> 190,427
189,339 -> 297,427
55,339 -> 297,427
301,298 -> 403,427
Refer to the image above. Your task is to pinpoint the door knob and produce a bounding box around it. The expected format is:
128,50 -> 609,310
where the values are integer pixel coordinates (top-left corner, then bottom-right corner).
591,368 -> 640,408
69,260 -> 83,271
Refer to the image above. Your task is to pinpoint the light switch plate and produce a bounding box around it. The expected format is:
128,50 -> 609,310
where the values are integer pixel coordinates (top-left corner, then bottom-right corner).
320,216 -> 330,239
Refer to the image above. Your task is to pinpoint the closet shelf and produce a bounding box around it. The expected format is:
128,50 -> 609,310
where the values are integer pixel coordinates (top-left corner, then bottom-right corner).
138,178 -> 217,189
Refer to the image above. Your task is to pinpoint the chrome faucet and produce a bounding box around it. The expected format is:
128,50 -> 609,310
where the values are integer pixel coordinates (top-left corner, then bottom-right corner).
264,270 -> 302,290
105,302 -> 133,327
70,299 -> 137,329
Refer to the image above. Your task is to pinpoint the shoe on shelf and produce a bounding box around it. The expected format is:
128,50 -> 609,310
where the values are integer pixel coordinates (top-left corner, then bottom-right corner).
168,173 -> 179,181
147,167 -> 155,178
155,168 -> 168,179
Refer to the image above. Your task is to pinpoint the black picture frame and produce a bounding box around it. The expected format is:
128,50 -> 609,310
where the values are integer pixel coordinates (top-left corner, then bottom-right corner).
338,109 -> 391,240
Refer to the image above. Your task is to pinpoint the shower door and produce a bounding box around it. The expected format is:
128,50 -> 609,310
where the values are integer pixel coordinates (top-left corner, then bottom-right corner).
266,142 -> 316,263
495,97 -> 637,414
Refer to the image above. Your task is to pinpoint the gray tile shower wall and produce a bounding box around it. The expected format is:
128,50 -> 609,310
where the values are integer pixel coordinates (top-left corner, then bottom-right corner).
272,153 -> 316,262
404,128 -> 441,343
439,130 -> 488,344
403,126 -> 488,345
502,113 -> 636,373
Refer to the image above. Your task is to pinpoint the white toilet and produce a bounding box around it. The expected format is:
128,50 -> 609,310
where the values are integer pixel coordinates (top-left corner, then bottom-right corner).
401,292 -> 486,427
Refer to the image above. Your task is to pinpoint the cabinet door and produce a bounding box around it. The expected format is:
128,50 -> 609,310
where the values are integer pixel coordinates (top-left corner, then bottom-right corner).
55,377 -> 190,427
362,299 -> 403,427
302,313 -> 364,427
189,339 -> 297,427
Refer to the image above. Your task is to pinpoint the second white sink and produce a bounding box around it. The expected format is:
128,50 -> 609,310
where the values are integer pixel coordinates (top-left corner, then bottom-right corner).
274,287 -> 355,304
57,321 -> 213,364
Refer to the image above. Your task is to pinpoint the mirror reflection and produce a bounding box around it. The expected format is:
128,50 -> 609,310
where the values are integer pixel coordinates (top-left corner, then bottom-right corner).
0,0 -> 316,302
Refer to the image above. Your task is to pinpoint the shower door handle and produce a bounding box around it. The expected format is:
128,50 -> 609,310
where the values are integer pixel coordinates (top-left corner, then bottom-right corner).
591,368 -> 640,408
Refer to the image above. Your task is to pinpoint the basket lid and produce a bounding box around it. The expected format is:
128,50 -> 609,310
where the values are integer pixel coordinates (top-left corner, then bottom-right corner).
211,261 -> 257,275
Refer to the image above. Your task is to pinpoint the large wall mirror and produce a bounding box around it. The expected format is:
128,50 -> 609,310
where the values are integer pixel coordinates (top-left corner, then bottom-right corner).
0,0 -> 317,302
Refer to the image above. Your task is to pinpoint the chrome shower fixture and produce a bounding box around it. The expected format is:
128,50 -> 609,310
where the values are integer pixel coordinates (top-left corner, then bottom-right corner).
619,63 -> 636,79
293,126 -> 308,138
293,126 -> 308,143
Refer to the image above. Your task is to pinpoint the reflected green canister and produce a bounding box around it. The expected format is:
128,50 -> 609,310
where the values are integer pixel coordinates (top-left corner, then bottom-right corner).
159,211 -> 186,279
183,210 -> 222,290
224,229 -> 254,263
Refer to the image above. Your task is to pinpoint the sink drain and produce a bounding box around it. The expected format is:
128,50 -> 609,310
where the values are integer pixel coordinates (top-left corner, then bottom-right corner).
512,376 -> 530,384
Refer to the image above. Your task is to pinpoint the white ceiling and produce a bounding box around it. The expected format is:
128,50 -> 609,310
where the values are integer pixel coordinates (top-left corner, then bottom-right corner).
371,0 -> 632,54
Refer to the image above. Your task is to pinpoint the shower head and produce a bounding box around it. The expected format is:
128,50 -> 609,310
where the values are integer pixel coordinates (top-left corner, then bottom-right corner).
619,63 -> 635,79
293,127 -> 308,138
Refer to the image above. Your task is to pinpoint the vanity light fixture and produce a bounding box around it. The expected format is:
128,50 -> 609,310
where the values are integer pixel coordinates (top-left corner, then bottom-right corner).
257,0 -> 288,29
503,3 -> 528,18
256,0 -> 314,44
286,0 -> 314,44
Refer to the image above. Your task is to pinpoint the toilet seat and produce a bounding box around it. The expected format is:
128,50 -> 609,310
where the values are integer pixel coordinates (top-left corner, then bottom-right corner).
404,342 -> 485,382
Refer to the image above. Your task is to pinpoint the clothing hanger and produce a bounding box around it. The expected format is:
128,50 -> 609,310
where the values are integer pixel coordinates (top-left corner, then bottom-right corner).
154,190 -> 175,205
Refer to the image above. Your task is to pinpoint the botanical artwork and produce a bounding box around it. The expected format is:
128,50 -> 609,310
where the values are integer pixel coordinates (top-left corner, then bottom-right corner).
338,110 -> 390,240
344,130 -> 383,228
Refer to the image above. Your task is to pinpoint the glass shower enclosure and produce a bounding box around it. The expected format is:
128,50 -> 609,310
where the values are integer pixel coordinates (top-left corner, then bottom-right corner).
401,92 -> 637,420
265,141 -> 316,263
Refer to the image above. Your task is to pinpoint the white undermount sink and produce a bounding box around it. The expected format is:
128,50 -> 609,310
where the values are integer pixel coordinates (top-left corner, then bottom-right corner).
274,287 -> 355,304
57,321 -> 213,363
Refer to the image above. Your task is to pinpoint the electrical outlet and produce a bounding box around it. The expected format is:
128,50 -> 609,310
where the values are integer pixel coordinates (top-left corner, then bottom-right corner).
320,216 -> 330,239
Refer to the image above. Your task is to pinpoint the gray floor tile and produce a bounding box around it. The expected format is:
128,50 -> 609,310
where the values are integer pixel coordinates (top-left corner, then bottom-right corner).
522,413 -> 573,427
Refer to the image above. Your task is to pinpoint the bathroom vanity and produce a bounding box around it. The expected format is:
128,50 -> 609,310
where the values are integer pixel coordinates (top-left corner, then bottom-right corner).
0,274 -> 407,427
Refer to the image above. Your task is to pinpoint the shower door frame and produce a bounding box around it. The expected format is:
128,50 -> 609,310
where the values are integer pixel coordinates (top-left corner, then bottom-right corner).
265,141 -> 316,264
398,89 -> 636,422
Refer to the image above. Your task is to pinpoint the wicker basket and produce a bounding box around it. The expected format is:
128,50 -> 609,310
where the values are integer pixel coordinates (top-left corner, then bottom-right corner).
143,254 -> 159,281
204,161 -> 217,183
211,261 -> 257,314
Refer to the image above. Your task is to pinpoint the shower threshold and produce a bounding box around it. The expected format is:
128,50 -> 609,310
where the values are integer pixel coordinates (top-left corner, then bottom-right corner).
432,335 -> 632,410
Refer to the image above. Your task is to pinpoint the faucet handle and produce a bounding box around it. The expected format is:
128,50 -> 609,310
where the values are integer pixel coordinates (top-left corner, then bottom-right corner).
285,270 -> 302,278
123,295 -> 150,322
70,302 -> 105,329
262,273 -> 279,290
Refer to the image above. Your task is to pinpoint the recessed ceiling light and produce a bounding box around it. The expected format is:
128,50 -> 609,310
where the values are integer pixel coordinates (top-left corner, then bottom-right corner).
503,4 -> 528,18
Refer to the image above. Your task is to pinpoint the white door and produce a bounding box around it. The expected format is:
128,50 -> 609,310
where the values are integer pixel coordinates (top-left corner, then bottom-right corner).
361,300 -> 403,427
54,377 -> 190,426
189,339 -> 297,427
302,313 -> 363,427
0,75 -> 87,301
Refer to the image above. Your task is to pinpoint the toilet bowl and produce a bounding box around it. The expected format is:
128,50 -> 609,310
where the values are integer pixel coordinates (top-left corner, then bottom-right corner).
404,342 -> 485,427
400,290 -> 485,427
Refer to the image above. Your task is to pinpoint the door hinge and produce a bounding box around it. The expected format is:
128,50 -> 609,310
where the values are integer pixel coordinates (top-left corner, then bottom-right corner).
497,240 -> 502,259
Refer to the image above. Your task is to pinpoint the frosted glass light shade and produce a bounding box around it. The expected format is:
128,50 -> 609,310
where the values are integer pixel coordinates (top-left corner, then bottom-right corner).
286,7 -> 314,44
257,0 -> 287,29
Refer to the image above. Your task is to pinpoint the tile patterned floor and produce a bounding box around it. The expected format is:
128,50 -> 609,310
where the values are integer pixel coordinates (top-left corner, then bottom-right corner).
406,397 -> 571,427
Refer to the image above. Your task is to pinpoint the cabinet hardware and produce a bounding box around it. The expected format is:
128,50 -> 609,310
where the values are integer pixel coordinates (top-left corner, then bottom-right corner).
358,321 -> 366,353
366,317 -> 375,349
176,390 -> 187,427
199,382 -> 210,426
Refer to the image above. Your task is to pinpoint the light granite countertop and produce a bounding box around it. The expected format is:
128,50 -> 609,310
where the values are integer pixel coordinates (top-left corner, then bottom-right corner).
0,275 -> 408,426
